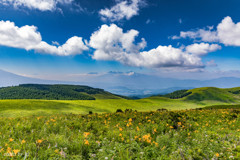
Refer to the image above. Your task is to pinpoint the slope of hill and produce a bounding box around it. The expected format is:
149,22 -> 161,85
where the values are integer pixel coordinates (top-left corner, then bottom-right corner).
150,87 -> 240,103
185,87 -> 239,102
1,86 -> 240,117
0,84 -> 125,100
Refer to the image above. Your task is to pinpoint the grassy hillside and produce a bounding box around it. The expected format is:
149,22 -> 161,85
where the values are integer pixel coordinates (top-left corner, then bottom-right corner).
0,84 -> 125,100
0,86 -> 240,117
154,87 -> 240,103
184,87 -> 239,102
0,98 -> 227,118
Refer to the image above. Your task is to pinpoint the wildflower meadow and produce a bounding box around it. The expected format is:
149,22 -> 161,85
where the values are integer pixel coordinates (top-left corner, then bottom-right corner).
0,108 -> 239,159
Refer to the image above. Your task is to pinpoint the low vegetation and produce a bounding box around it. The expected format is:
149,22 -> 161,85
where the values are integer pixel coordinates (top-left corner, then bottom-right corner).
203,104 -> 240,110
0,84 -> 125,100
0,109 -> 239,159
161,90 -> 192,99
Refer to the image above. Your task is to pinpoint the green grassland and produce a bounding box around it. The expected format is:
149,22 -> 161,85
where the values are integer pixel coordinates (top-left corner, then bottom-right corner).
0,98 -> 232,118
0,86 -> 240,159
1,87 -> 240,117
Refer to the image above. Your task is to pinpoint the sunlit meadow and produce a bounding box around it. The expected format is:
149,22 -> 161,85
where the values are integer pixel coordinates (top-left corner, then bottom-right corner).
0,108 -> 239,159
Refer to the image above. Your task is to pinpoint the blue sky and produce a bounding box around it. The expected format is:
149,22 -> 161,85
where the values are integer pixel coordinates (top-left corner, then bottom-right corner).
0,0 -> 240,80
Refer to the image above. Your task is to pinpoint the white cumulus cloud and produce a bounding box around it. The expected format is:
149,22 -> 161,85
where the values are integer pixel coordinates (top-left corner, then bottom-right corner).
129,45 -> 204,68
0,20 -> 88,55
173,16 -> 240,47
217,16 -> 240,46
89,24 -> 206,69
34,37 -> 88,56
186,43 -> 221,56
0,21 -> 218,69
89,24 -> 146,60
0,0 -> 74,11
99,0 -> 145,22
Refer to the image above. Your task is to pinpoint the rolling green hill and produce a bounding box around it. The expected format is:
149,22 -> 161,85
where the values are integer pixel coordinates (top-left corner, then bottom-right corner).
1,86 -> 240,117
154,87 -> 240,103
0,84 -> 126,100
184,87 -> 239,102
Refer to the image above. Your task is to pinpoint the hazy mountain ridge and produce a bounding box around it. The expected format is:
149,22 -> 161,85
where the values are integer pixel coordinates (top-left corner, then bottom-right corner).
1,69 -> 240,97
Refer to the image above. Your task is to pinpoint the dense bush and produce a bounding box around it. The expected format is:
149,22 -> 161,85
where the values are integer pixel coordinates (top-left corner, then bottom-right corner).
163,90 -> 192,99
0,84 -> 113,100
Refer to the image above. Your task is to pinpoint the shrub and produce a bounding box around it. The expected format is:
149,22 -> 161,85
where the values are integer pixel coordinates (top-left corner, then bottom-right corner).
116,109 -> 123,113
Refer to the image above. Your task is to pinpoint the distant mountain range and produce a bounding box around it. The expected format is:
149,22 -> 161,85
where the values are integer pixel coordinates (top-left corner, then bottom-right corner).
0,69 -> 57,86
1,69 -> 240,97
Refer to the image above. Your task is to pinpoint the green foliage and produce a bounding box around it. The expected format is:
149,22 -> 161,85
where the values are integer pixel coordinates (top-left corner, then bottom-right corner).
228,90 -> 240,94
163,90 -> 192,99
0,84 -> 125,100
0,109 -> 239,159
186,87 -> 236,102
204,104 -> 240,110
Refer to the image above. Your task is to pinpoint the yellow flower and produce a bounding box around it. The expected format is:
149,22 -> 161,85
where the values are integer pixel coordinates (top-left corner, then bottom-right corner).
170,126 -> 174,129
142,134 -> 151,143
154,128 -> 157,133
54,149 -> 59,153
7,147 -> 11,152
178,122 -> 182,126
134,136 -> 138,139
216,153 -> 219,157
84,140 -> 89,145
161,146 -> 166,151
0,148 -> 4,152
9,138 -> 14,142
119,133 -> 122,137
147,139 -> 151,143
37,139 -> 43,144
13,149 -> 20,155
84,132 -> 90,138
153,141 -> 158,146
21,140 -> 26,144
137,126 -> 140,131
119,127 -> 123,131
129,118 -> 132,122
